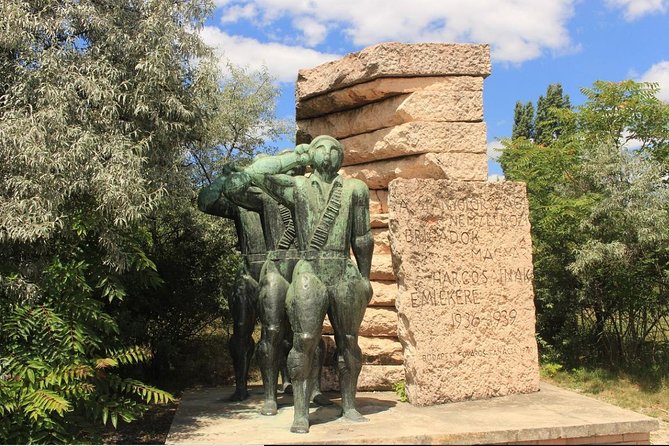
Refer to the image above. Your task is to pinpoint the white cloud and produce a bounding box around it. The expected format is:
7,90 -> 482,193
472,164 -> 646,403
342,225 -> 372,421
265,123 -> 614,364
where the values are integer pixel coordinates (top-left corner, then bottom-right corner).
488,174 -> 506,182
487,140 -> 505,161
292,16 -> 328,46
199,26 -> 341,83
221,4 -> 257,23
215,0 -> 577,64
605,0 -> 668,20
639,60 -> 669,102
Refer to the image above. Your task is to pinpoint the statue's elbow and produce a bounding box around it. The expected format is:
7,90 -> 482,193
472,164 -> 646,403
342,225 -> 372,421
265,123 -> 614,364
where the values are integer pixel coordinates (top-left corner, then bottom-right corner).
197,189 -> 212,213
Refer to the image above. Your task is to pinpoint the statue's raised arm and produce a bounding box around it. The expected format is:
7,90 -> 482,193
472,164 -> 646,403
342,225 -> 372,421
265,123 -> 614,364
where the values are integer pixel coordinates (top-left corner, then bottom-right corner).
243,145 -> 311,207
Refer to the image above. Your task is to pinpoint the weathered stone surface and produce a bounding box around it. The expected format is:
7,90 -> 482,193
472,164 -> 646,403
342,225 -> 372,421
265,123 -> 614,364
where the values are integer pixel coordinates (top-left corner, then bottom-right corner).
340,152 -> 488,190
320,364 -> 405,391
369,191 -> 389,228
370,254 -> 395,281
340,121 -> 487,167
369,189 -> 389,214
296,42 -> 491,100
323,307 -> 397,337
373,228 -> 390,255
297,82 -> 483,141
167,383 -> 660,445
322,335 -> 404,365
371,213 -> 389,228
298,76 -> 482,119
388,179 -> 540,406
369,280 -> 398,307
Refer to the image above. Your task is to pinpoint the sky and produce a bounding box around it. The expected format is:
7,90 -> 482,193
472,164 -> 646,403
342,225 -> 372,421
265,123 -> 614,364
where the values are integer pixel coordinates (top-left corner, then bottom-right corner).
200,0 -> 669,177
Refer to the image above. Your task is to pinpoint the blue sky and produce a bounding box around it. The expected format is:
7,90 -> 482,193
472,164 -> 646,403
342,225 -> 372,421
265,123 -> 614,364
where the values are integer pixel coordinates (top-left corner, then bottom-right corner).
201,0 -> 669,177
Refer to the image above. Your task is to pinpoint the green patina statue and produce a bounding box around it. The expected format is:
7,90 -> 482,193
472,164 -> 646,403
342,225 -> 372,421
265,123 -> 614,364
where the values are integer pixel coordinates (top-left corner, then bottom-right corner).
244,135 -> 374,433
197,163 -> 268,402
220,155 -> 332,416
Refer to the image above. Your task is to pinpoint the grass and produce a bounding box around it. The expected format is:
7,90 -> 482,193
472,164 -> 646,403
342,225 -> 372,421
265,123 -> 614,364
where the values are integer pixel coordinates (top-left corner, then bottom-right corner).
540,364 -> 669,422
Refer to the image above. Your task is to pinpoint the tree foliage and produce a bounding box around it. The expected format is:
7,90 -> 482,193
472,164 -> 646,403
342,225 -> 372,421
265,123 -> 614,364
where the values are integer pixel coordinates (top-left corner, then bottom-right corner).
0,0 -> 262,442
512,101 -> 534,140
534,83 -> 572,146
510,83 -> 571,145
501,80 -> 669,369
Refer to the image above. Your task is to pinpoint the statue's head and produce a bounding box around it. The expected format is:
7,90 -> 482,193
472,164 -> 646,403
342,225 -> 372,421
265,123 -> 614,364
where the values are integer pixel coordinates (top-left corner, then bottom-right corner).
308,135 -> 343,175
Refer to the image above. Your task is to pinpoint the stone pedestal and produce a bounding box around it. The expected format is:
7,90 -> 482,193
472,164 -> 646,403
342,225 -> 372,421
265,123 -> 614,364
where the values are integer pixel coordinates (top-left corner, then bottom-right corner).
388,179 -> 539,405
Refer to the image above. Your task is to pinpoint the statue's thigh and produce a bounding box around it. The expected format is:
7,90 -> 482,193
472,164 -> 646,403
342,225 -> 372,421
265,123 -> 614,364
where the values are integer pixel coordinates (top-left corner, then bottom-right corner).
286,260 -> 328,335
259,261 -> 289,325
329,262 -> 370,334
229,272 -> 258,329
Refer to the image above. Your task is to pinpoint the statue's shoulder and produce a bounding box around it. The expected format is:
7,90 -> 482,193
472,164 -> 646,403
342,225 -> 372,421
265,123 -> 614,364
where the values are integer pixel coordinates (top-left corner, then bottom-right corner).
343,177 -> 369,194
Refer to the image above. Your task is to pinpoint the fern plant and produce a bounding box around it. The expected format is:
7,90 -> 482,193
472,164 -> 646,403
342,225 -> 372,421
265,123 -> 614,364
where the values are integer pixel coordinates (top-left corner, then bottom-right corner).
0,259 -> 173,444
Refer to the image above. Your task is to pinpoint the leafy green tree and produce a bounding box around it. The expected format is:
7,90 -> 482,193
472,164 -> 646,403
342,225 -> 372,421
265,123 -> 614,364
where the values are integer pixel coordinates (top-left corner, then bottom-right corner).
0,0 -> 229,441
534,83 -> 572,146
512,101 -> 534,140
112,63 -> 289,388
502,80 -> 669,369
565,81 -> 669,367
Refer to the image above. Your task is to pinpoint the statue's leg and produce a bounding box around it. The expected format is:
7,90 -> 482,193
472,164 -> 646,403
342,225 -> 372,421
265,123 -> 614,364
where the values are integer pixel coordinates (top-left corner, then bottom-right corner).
309,337 -> 333,406
286,260 -> 328,434
256,260 -> 289,415
329,261 -> 373,421
228,272 -> 258,402
280,322 -> 293,394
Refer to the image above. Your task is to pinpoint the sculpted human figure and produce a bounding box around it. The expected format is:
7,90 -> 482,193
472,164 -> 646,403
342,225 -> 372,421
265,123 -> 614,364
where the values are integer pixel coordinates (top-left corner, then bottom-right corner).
222,154 -> 332,416
197,164 -> 265,401
245,136 -> 374,433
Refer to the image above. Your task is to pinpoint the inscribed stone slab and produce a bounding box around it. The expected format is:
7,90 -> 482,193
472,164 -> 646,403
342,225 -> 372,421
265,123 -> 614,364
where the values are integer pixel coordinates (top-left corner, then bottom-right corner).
388,179 -> 540,406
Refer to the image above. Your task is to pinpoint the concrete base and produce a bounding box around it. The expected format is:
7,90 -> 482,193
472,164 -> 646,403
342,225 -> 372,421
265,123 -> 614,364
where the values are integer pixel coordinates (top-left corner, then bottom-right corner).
166,382 -> 658,445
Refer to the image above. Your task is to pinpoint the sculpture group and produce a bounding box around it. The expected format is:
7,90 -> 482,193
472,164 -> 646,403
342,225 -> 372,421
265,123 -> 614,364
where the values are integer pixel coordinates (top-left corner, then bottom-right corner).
198,135 -> 374,433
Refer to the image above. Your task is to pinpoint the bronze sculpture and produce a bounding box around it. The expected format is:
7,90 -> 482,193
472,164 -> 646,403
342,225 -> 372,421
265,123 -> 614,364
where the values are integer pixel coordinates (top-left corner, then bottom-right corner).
245,135 -> 374,433
222,156 -> 331,416
197,165 -> 265,402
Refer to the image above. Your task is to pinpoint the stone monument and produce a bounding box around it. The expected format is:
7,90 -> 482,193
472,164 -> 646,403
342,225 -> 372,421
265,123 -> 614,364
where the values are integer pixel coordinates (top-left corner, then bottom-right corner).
389,179 -> 539,405
295,42 -> 539,404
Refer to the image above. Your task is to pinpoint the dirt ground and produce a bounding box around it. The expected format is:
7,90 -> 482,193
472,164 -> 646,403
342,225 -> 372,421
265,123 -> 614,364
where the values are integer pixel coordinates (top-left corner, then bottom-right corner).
101,400 -> 179,445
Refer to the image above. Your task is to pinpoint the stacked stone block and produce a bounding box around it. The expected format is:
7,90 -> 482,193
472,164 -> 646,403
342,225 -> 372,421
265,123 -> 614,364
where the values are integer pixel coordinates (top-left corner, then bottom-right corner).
295,42 -> 491,391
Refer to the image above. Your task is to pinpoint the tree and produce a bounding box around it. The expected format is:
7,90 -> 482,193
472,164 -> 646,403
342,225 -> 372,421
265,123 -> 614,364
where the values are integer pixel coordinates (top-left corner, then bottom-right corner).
111,63 -> 289,388
565,81 -> 669,367
512,101 -> 534,140
187,63 -> 291,185
534,83 -> 572,146
501,80 -> 669,369
0,0 -> 225,442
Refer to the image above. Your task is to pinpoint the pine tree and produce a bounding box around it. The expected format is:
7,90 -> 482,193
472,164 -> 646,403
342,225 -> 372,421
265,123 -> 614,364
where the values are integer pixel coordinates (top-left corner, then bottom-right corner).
534,83 -> 572,146
512,101 -> 535,140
